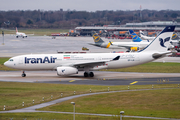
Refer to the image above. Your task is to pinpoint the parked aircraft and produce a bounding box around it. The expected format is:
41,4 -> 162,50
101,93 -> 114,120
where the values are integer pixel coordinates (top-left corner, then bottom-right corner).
139,30 -> 155,40
4,26 -> 175,77
89,30 -> 150,51
16,27 -> 27,38
140,30 -> 180,41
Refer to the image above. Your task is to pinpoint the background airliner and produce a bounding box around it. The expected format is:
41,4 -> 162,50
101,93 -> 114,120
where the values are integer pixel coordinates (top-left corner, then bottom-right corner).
89,30 -> 151,51
140,30 -> 156,40
16,27 -> 27,38
4,26 -> 175,77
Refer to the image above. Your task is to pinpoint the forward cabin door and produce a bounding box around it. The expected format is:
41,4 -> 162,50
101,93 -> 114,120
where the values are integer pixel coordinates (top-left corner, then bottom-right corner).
19,57 -> 23,64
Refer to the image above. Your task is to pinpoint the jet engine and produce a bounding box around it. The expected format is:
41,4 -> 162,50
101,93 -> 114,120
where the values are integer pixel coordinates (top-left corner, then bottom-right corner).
130,47 -> 139,51
57,66 -> 78,76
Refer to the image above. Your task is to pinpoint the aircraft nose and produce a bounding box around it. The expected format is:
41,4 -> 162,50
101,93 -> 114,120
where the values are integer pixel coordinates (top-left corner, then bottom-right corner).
4,61 -> 9,67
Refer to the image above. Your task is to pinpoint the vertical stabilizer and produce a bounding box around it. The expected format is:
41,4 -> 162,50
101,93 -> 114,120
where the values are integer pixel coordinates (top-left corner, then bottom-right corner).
16,27 -> 18,33
92,31 -> 104,44
129,30 -> 142,42
172,33 -> 180,40
140,26 -> 175,52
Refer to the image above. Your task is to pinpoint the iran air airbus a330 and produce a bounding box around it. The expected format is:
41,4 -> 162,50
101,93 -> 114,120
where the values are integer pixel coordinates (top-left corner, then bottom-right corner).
4,26 -> 175,77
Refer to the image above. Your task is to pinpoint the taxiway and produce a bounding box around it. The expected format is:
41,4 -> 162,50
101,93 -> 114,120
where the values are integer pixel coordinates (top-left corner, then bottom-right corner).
0,71 -> 180,85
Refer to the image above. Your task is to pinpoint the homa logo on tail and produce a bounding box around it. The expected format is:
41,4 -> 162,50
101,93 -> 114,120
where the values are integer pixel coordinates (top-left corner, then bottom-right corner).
159,37 -> 170,47
93,33 -> 100,42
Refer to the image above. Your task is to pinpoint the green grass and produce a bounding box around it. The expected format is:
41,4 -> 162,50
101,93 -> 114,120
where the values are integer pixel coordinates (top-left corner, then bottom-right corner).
101,62 -> 180,73
40,89 -> 180,118
0,81 -> 180,119
0,113 -> 155,120
0,82 -> 178,110
2,28 -> 69,36
0,57 -> 17,71
0,57 -> 9,64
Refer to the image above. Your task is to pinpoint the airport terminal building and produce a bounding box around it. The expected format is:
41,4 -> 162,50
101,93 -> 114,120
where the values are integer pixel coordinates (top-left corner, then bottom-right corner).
75,21 -> 180,36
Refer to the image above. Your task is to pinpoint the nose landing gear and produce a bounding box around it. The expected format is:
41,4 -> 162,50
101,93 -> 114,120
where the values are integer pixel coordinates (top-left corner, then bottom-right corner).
22,71 -> 26,77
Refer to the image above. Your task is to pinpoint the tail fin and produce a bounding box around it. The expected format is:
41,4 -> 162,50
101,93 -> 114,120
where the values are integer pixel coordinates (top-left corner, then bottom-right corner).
16,27 -> 18,33
92,31 -> 104,44
129,30 -> 142,42
139,30 -> 144,36
172,33 -> 180,40
140,26 -> 175,52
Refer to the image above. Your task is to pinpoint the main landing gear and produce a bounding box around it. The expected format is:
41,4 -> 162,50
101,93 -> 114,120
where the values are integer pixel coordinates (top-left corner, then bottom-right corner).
22,71 -> 26,77
84,72 -> 94,77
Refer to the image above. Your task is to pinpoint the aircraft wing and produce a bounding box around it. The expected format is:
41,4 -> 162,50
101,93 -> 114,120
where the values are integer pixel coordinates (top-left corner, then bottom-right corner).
109,41 -> 138,49
61,56 -> 120,68
88,43 -> 100,47
117,45 -> 139,48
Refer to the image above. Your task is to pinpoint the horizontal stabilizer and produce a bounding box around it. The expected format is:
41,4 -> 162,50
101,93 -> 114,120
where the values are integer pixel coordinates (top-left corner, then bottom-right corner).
152,52 -> 171,59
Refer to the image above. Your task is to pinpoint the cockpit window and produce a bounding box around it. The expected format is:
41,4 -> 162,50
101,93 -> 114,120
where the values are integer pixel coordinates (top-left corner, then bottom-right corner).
8,59 -> 13,61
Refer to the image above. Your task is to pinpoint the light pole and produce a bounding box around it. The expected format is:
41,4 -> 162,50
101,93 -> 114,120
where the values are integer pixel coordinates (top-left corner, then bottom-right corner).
2,31 -> 4,45
71,102 -> 75,120
120,111 -> 124,120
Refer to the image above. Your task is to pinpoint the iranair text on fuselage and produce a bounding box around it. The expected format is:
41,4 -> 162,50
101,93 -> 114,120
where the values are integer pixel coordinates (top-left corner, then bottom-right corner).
25,56 -> 57,64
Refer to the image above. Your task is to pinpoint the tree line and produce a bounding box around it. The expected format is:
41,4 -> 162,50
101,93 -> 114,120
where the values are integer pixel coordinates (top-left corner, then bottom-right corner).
0,9 -> 179,29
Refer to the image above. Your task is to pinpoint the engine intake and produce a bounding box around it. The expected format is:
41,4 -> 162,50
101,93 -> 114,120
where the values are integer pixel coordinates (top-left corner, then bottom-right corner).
57,66 -> 78,76
130,47 -> 139,51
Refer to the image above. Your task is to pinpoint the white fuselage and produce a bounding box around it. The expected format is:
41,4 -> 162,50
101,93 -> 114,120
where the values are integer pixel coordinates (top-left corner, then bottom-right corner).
4,52 -> 154,71
140,35 -> 155,40
110,41 -> 149,49
16,32 -> 27,38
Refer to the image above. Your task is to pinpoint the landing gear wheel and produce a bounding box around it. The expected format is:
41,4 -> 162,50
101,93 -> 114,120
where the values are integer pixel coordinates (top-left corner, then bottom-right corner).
89,72 -> 94,77
22,73 -> 26,77
22,71 -> 26,77
84,72 -> 89,77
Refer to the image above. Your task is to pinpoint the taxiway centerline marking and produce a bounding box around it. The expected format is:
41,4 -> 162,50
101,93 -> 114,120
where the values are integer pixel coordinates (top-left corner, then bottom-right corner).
130,81 -> 138,85
69,80 -> 75,82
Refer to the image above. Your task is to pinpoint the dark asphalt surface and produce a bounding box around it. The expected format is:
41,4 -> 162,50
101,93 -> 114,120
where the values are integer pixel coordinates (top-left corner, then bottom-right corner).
39,77 -> 180,85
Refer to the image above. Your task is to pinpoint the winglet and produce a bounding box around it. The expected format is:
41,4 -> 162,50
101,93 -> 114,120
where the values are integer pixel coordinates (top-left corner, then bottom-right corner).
112,56 -> 120,61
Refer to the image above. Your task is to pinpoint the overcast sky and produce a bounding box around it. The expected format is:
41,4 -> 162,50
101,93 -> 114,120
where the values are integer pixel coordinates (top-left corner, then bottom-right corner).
0,0 -> 180,11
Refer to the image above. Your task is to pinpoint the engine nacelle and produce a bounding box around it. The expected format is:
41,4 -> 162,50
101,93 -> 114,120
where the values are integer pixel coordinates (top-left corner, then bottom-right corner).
57,66 -> 78,76
130,47 -> 139,51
